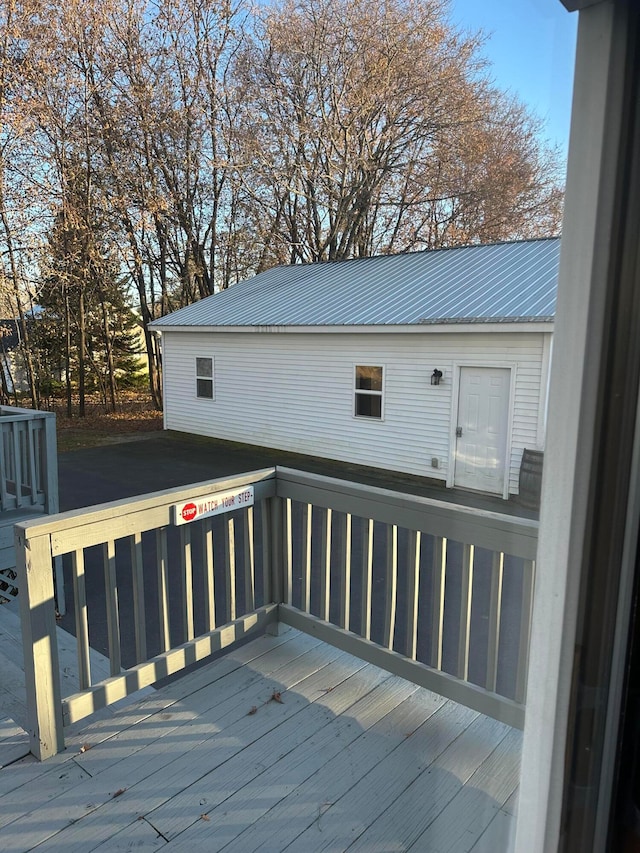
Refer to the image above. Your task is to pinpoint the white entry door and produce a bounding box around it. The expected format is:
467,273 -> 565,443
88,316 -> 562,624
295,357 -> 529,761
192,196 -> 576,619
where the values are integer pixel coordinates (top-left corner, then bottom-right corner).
453,367 -> 511,494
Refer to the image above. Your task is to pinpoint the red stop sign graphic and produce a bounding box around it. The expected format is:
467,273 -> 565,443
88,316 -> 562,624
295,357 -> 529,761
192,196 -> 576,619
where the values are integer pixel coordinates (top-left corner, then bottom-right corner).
181,502 -> 198,522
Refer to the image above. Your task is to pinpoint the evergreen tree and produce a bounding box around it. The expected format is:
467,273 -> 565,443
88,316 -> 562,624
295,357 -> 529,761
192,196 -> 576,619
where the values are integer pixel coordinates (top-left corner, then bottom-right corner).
37,157 -> 141,414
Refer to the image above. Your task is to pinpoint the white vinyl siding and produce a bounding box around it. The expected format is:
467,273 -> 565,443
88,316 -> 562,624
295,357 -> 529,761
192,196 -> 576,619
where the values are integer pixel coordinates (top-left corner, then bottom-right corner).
162,330 -> 547,495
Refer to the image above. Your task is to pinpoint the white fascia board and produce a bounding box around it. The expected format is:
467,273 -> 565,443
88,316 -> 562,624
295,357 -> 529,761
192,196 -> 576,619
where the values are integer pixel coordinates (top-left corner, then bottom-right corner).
150,322 -> 553,335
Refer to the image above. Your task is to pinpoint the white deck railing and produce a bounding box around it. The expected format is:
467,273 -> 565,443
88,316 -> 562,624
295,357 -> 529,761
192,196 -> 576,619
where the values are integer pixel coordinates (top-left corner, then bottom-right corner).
15,467 -> 537,759
0,405 -> 59,604
0,405 -> 58,516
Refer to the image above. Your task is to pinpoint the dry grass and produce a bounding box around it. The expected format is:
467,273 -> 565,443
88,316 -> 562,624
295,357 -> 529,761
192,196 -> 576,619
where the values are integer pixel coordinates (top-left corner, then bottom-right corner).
51,393 -> 163,451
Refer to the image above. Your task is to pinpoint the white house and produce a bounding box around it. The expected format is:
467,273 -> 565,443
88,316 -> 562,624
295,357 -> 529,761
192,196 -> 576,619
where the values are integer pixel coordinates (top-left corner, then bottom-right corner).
151,237 -> 559,499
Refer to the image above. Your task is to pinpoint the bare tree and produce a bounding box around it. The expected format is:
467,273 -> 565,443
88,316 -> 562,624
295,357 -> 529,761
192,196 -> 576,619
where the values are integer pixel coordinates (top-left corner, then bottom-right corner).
233,0 -> 563,265
0,0 -> 565,415
75,0 -> 248,403
0,0 -> 46,407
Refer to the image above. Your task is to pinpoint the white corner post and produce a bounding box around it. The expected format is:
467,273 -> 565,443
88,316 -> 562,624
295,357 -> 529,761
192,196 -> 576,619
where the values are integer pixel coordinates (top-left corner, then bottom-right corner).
517,2 -> 639,851
15,526 -> 64,759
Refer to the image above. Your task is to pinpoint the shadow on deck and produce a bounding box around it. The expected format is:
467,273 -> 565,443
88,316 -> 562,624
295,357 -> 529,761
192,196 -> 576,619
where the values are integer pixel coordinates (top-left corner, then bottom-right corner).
0,627 -> 519,852
2,464 -> 533,851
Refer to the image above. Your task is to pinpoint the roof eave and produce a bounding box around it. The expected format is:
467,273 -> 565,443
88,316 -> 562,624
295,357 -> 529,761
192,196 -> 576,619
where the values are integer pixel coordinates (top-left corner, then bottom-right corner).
151,321 -> 555,335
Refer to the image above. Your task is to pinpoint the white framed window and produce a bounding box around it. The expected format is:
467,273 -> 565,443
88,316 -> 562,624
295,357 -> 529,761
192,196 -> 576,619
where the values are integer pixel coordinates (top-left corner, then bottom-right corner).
196,356 -> 214,399
354,364 -> 383,419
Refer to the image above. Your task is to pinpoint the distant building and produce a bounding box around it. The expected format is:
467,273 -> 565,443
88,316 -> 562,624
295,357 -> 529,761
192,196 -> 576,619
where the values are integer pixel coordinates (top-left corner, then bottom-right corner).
151,238 -> 559,498
0,319 -> 31,396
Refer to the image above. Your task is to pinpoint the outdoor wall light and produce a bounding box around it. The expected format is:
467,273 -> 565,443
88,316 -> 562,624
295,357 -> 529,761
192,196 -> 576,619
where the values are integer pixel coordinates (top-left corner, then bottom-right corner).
431,369 -> 443,386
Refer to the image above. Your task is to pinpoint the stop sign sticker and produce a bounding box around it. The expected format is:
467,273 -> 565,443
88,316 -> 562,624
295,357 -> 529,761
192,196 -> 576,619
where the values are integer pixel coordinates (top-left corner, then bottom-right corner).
181,502 -> 198,523
173,486 -> 254,525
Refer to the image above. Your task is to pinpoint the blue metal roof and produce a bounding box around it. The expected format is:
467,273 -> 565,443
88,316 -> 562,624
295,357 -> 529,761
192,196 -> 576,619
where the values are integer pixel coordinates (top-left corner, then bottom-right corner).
151,238 -> 559,330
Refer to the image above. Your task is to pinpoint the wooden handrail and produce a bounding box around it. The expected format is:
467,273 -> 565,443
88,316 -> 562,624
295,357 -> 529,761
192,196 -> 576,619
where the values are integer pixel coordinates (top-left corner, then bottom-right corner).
15,465 -> 537,759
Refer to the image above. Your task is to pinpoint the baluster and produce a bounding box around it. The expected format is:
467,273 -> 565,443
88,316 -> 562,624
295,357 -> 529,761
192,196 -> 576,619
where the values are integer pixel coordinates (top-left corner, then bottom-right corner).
72,549 -> 91,689
261,501 -> 272,604
156,528 -> 170,652
12,420 -> 22,507
180,526 -> 194,641
383,524 -> 398,650
300,503 -> 312,613
225,516 -> 236,621
270,497 -> 283,604
430,536 -> 447,670
202,519 -> 216,630
33,422 -> 43,492
102,540 -> 121,676
405,530 -> 421,659
0,424 -> 8,510
27,419 -> 38,505
485,552 -> 504,693
283,499 -> 292,606
337,512 -> 352,631
457,544 -> 475,681
319,507 -> 332,621
130,532 -> 147,663
244,506 -> 255,612
360,518 -> 373,640
515,559 -> 536,704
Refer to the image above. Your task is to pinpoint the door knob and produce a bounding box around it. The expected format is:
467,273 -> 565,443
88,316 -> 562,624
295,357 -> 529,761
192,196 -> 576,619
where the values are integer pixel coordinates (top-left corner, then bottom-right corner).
456,426 -> 462,437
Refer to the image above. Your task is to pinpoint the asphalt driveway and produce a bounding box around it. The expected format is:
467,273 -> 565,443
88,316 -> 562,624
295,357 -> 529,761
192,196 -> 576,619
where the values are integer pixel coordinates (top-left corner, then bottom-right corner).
58,430 -> 536,517
54,430 -> 535,697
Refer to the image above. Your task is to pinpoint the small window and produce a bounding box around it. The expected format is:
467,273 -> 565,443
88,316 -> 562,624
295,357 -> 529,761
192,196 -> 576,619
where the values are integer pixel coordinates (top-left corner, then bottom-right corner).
354,365 -> 383,419
196,357 -> 214,399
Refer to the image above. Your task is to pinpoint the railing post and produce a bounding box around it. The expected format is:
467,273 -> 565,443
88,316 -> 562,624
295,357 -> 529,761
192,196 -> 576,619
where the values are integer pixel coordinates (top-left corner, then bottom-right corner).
15,526 -> 64,759
42,413 -> 59,516
43,413 -> 65,616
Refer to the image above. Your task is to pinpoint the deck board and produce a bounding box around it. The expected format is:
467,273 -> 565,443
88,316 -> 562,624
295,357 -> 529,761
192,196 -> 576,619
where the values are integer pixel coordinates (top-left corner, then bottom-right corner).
1,638 -> 336,851
0,628 -> 522,852
170,679 -> 438,853
148,657 -> 378,841
285,707 -> 492,852
0,716 -> 30,769
344,718 -> 518,853
166,676 -> 420,852
0,601 -> 113,731
42,645 -> 358,853
408,728 -> 521,851
469,807 -> 516,852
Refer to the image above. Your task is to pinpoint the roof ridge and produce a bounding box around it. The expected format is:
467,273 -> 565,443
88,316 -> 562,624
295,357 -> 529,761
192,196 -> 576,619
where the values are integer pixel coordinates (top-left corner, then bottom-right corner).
265,235 -> 562,273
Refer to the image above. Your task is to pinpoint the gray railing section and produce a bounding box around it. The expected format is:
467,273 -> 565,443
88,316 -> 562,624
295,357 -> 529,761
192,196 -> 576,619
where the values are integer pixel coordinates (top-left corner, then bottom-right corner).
15,466 -> 537,760
0,405 -> 60,607
274,468 -> 537,730
0,405 -> 58,515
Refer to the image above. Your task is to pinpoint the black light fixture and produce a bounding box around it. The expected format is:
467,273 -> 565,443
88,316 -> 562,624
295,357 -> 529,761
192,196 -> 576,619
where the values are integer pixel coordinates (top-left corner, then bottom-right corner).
431,369 -> 443,386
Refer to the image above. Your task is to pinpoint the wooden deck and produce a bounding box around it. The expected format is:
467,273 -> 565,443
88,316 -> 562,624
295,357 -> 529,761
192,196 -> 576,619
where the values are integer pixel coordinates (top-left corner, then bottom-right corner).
0,601 -> 112,732
0,626 -> 520,852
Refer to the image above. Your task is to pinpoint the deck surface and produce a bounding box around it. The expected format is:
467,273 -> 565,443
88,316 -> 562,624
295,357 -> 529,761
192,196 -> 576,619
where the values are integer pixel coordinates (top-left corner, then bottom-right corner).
0,601 -> 113,732
0,625 -> 519,852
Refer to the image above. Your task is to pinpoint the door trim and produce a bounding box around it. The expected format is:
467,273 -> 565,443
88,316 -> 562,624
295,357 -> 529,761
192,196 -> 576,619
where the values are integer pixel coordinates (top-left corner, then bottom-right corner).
447,362 -> 517,500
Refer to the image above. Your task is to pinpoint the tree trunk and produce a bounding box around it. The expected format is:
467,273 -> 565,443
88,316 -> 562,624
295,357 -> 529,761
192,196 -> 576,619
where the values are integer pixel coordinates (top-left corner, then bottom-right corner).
100,295 -> 117,412
78,287 -> 86,417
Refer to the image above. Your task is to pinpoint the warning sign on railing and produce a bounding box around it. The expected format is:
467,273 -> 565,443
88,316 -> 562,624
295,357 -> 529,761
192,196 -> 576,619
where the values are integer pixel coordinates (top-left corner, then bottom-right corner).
172,485 -> 254,525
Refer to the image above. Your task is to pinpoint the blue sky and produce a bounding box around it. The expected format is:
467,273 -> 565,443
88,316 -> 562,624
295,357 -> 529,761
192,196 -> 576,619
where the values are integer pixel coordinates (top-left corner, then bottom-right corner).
449,0 -> 578,163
